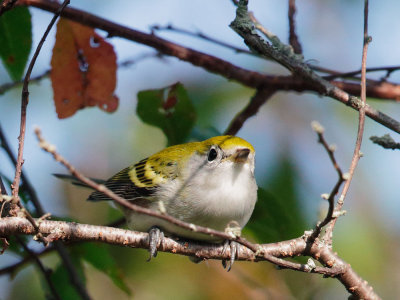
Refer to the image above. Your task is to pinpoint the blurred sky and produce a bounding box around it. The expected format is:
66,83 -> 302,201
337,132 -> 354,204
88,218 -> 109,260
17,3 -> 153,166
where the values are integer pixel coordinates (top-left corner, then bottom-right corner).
1,0 -> 400,298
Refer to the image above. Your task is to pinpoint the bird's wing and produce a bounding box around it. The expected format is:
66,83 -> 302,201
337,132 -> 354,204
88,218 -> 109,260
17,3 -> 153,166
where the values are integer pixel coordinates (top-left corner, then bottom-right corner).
87,161 -> 156,202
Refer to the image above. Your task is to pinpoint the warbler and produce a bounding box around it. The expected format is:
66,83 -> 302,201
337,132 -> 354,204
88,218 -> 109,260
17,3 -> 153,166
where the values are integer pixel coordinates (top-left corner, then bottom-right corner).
59,135 -> 257,264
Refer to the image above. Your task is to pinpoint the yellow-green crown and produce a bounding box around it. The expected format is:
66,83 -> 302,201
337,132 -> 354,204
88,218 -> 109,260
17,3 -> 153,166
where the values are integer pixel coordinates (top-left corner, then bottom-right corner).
202,136 -> 255,153
149,135 -> 254,162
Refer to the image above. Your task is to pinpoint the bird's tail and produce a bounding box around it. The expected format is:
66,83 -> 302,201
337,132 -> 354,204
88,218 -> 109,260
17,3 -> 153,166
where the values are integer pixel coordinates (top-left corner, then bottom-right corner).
53,174 -> 106,189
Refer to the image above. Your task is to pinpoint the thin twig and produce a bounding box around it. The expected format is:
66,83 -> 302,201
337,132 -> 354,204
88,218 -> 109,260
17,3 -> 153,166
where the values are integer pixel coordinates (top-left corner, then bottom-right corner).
151,24 -> 256,57
288,0 -> 302,54
11,0 -> 70,206
224,88 -> 276,135
309,122 -> 346,240
0,124 -> 44,215
325,0 -> 370,243
323,65 -> 400,81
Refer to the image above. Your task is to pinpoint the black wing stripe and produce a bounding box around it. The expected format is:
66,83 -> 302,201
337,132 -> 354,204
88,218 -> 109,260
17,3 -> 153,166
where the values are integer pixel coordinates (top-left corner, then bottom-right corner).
87,164 -> 155,202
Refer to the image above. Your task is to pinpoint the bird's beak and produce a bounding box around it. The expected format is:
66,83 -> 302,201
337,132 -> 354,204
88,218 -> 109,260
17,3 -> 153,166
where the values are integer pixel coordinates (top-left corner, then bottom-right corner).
233,148 -> 250,163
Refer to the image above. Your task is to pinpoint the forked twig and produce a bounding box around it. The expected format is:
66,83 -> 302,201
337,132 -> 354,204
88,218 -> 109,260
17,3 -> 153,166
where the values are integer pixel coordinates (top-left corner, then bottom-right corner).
309,121 -> 347,241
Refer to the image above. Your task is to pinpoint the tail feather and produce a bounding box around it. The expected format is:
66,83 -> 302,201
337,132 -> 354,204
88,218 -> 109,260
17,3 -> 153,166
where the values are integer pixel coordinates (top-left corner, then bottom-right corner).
53,174 -> 106,189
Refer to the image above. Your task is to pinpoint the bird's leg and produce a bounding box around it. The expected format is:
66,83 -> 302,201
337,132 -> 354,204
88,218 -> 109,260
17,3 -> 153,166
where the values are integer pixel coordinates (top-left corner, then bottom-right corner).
222,221 -> 242,271
147,226 -> 164,261
221,240 -> 239,271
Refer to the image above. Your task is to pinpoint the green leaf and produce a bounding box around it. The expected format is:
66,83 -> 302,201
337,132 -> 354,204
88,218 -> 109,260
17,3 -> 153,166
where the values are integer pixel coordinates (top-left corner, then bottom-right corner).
47,256 -> 86,299
73,243 -> 131,295
0,6 -> 32,81
137,82 -> 196,146
245,156 -> 307,243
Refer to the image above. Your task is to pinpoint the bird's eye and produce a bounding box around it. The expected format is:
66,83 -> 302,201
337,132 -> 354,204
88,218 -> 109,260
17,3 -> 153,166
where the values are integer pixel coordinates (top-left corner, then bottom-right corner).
208,148 -> 218,162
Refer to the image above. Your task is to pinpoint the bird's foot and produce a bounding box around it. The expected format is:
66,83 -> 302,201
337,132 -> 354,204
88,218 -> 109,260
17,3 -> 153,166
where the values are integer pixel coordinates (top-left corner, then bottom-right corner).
221,221 -> 242,271
221,240 -> 239,271
147,226 -> 164,261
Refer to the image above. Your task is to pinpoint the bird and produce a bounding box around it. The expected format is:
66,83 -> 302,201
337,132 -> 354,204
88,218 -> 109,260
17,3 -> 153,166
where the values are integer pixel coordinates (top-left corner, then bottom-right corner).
57,135 -> 257,267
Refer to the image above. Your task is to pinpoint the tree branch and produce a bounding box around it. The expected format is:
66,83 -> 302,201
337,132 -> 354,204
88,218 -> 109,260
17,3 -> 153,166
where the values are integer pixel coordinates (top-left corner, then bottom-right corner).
0,217 -> 380,299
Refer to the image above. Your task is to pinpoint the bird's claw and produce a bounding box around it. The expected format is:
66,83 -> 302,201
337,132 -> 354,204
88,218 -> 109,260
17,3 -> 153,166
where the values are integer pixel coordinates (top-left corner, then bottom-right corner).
221,240 -> 239,271
147,227 -> 164,261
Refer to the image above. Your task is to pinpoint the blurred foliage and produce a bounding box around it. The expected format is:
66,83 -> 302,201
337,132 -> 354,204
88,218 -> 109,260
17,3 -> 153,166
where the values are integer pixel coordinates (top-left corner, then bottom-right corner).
0,6 -> 32,81
333,217 -> 388,291
47,255 -> 85,299
72,243 -> 131,295
137,83 -> 196,146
